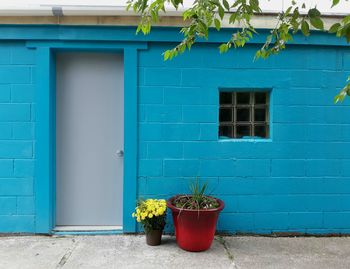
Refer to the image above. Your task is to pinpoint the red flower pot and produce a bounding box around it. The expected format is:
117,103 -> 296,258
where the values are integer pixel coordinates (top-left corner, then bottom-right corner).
167,196 -> 225,252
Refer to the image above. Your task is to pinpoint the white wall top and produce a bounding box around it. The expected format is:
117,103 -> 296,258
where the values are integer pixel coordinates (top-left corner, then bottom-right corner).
0,0 -> 348,16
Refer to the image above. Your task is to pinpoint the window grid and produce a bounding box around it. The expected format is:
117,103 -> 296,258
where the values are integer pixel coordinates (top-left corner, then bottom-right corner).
219,92 -> 270,139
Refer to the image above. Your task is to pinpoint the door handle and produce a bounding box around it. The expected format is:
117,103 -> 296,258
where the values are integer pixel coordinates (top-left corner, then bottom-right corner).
116,150 -> 124,157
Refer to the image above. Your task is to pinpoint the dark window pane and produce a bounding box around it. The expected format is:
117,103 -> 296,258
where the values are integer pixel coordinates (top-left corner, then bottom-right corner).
236,125 -> 251,138
254,108 -> 266,122
236,92 -> 250,104
254,125 -> 267,138
219,108 -> 233,122
220,92 -> 233,105
219,125 -> 233,138
255,92 -> 267,104
236,108 -> 250,122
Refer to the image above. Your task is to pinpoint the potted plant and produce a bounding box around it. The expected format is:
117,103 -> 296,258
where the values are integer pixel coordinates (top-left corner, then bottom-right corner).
167,180 -> 224,252
132,199 -> 167,246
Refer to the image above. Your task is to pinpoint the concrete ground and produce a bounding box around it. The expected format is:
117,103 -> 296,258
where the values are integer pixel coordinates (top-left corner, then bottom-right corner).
0,235 -> 350,269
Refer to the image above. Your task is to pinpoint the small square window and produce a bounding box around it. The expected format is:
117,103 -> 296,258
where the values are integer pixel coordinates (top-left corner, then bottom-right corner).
236,92 -> 250,104
220,92 -> 233,105
219,108 -> 233,122
219,91 -> 270,139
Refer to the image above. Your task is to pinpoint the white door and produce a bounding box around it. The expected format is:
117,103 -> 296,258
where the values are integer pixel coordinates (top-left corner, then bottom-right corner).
55,52 -> 124,230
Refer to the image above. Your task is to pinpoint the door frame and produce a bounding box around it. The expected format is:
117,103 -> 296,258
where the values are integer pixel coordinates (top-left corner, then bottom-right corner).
29,41 -> 147,233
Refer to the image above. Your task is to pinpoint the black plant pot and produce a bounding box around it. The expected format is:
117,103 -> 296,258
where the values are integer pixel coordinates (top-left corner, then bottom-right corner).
146,229 -> 163,246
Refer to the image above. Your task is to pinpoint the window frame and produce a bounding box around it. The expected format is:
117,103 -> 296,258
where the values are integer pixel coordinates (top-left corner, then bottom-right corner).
219,90 -> 271,140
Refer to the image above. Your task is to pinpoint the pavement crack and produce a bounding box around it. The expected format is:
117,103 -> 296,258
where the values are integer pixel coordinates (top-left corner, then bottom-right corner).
56,239 -> 77,269
216,236 -> 239,269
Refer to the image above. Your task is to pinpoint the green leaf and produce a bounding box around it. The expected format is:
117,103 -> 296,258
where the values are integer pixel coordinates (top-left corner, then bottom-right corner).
310,17 -> 324,30
218,5 -> 225,19
308,8 -> 321,19
163,50 -> 171,61
219,43 -> 229,53
214,18 -> 221,31
329,23 -> 341,33
229,13 -> 237,24
222,0 -> 230,11
301,21 -> 310,36
332,0 -> 340,8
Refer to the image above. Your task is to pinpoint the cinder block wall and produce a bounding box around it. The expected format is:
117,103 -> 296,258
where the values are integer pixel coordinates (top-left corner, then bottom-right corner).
0,38 -> 349,234
138,42 -> 350,234
0,42 -> 35,232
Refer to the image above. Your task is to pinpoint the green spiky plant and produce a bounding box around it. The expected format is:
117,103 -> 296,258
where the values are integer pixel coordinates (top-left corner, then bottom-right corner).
173,178 -> 219,210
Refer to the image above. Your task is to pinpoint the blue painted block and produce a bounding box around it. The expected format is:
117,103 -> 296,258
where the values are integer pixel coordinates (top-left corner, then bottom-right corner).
182,105 -> 217,123
138,86 -> 163,104
138,142 -> 148,159
344,52 -> 350,70
0,47 -> 10,64
138,159 -> 162,177
0,178 -> 33,195
138,105 -> 146,122
200,159 -> 236,176
218,213 -> 254,232
217,195 -> 239,213
148,142 -> 183,158
161,124 -> 200,141
183,142 -> 219,159
164,87 -> 217,105
0,104 -> 31,121
138,177 -> 190,196
0,160 -> 13,177
289,212 -> 323,229
238,195 -> 292,212
199,123 -> 218,140
271,159 -> 305,177
30,104 -> 36,121
306,160 -> 341,177
17,196 -> 35,214
0,66 -> 31,84
0,123 -> 12,139
324,212 -> 350,229
0,216 -> 35,232
235,159 -> 270,177
14,160 -> 34,177
307,124 -> 343,142
139,123 -> 162,141
254,213 -> 289,230
342,160 -> 350,176
163,160 -> 200,177
305,142 -> 346,159
181,69 -> 202,87
0,85 -> 10,102
0,197 -> 16,214
290,70 -> 325,88
0,141 -> 32,158
30,66 -> 36,84
11,45 -> 36,64
12,123 -> 34,140
146,105 -> 182,122
341,125 -> 350,141
273,123 -> 307,141
11,84 -> 35,102
144,68 -> 181,86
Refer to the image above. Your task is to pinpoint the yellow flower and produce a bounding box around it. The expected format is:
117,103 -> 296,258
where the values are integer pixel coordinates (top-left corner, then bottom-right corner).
148,213 -> 153,218
136,217 -> 141,222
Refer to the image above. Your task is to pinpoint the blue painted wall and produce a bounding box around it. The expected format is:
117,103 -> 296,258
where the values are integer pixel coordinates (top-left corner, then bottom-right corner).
0,26 -> 349,234
137,43 -> 350,234
0,42 -> 36,232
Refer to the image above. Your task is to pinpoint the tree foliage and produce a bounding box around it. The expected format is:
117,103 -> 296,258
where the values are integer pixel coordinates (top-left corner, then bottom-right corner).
127,0 -> 350,102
